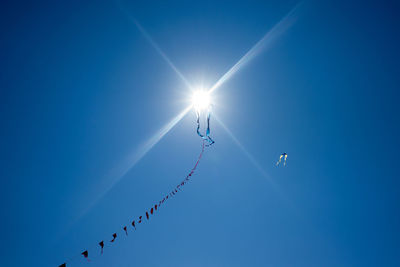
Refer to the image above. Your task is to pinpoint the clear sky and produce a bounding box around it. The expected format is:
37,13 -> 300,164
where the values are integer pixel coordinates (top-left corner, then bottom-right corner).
1,0 -> 399,266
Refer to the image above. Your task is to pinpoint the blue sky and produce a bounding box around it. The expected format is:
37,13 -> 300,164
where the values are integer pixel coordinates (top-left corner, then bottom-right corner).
1,0 -> 399,266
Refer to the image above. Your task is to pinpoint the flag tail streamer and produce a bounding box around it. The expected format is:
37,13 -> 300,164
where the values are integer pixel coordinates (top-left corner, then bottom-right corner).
196,109 -> 215,146
60,142 -> 206,266
276,155 -> 283,166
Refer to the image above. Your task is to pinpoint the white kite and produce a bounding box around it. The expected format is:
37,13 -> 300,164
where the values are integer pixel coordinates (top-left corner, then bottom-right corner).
276,153 -> 287,166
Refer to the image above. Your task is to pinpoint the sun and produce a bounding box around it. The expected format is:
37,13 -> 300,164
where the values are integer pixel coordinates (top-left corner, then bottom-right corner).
191,90 -> 211,111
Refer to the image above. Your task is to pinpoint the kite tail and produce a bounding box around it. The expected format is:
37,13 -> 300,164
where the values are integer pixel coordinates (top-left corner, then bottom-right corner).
283,154 -> 287,166
276,155 -> 283,166
205,112 -> 214,146
206,112 -> 211,136
196,110 -> 207,140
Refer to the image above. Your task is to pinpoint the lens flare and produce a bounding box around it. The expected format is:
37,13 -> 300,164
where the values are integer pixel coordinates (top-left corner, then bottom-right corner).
192,90 -> 211,111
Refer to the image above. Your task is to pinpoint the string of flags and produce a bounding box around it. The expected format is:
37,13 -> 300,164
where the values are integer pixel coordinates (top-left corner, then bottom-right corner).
59,141 -> 206,267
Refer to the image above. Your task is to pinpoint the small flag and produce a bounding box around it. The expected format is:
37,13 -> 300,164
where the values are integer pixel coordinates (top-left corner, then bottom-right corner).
99,241 -> 104,254
110,233 -> 117,242
82,250 -> 89,260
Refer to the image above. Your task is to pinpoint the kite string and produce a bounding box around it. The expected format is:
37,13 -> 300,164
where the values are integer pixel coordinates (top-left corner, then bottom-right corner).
59,141 -> 206,267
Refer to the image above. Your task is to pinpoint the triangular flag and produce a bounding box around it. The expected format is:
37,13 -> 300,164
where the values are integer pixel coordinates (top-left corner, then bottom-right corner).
110,233 -> 117,242
81,250 -> 89,260
99,241 -> 104,254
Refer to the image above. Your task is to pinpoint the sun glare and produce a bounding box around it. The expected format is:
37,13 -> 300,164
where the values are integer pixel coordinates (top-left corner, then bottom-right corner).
192,90 -> 210,111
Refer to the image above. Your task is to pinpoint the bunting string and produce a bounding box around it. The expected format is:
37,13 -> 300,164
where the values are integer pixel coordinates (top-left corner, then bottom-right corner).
59,141 -> 206,267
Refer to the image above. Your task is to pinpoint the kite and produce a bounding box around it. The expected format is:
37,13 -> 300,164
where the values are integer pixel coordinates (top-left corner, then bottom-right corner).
276,153 -> 288,166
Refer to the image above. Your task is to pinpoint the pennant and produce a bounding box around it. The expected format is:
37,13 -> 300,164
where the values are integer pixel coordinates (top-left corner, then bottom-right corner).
146,211 -> 149,220
154,204 -> 158,211
138,216 -> 142,223
98,241 -> 104,254
110,233 -> 117,242
82,250 -> 89,260
132,220 -> 136,229
150,207 -> 154,214
123,226 -> 128,235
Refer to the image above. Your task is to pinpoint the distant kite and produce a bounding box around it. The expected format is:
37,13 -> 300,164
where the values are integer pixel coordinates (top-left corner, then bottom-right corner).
276,153 -> 287,166
123,226 -> 128,235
